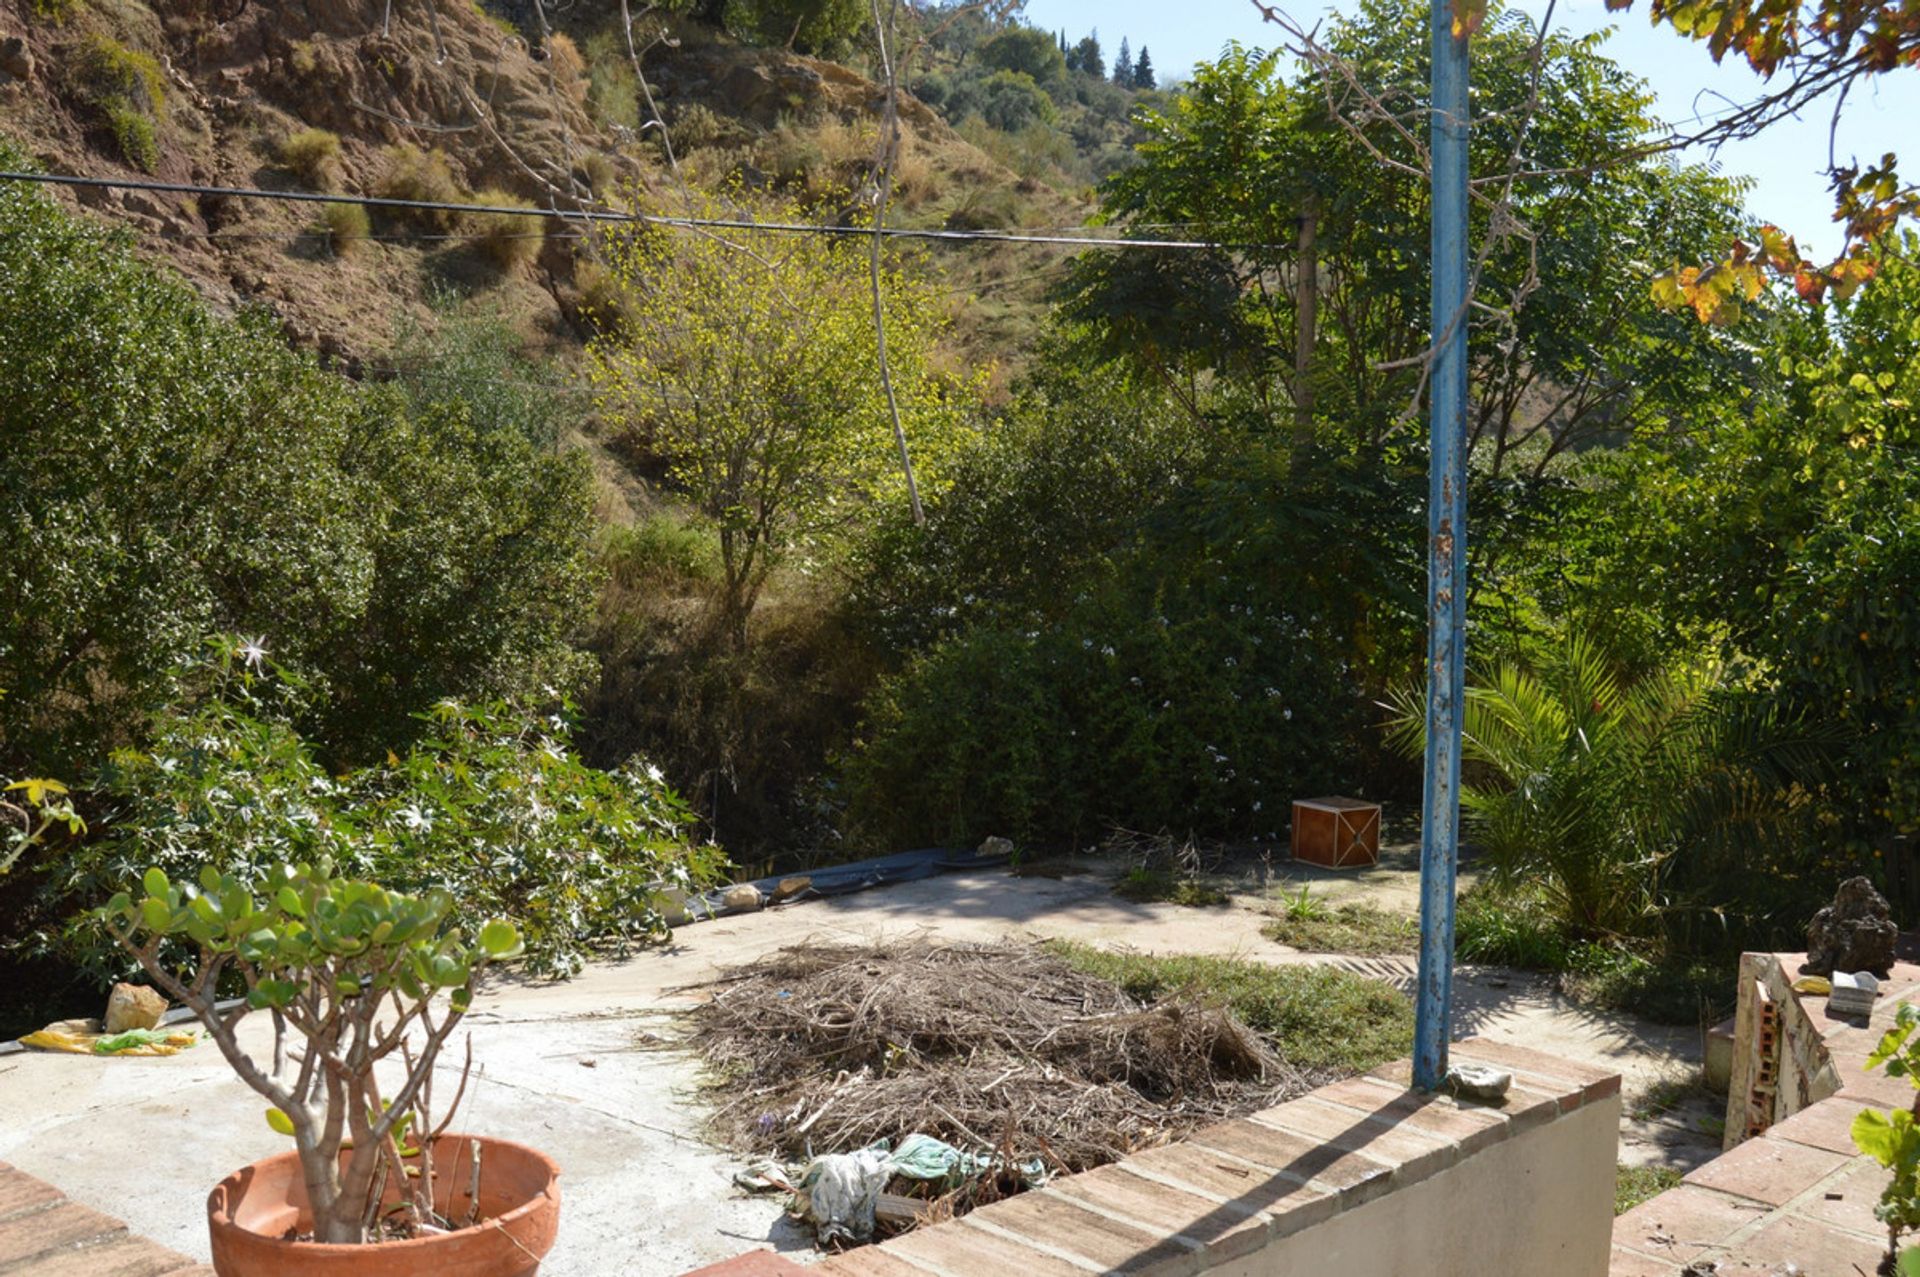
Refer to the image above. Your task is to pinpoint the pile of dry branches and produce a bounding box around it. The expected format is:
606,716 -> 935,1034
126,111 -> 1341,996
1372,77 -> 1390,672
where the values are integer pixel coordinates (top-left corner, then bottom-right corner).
687,939 -> 1313,1173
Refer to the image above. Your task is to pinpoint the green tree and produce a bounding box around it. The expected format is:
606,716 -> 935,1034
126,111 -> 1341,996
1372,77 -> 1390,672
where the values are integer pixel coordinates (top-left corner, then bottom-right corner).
1060,6 -> 1749,479
719,0 -> 867,51
586,205 -> 975,650
977,26 -> 1066,86
1561,232 -> 1920,898
1068,32 -> 1104,79
1131,45 -> 1154,90
1111,37 -> 1132,86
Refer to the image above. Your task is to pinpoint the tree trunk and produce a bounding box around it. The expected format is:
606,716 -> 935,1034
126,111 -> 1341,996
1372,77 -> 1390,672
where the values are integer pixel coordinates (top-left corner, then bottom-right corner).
1292,199 -> 1318,464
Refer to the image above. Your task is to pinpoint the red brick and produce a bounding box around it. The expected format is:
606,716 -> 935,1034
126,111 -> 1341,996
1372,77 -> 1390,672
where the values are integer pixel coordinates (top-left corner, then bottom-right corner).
1766,1097 -> 1871,1155
972,1191 -> 1200,1275
1184,1119 -> 1394,1205
1684,1131 -> 1850,1207
883,1217 -> 1092,1277
1123,1143 -> 1335,1233
1245,1097 -> 1456,1186
1048,1165 -> 1268,1263
1612,1185 -> 1767,1264
0,1201 -> 127,1267
4,1233 -> 208,1276
815,1248 -> 940,1277
1607,1244 -> 1682,1276
679,1251 -> 815,1277
1310,1075 -> 1512,1156
0,1166 -> 64,1222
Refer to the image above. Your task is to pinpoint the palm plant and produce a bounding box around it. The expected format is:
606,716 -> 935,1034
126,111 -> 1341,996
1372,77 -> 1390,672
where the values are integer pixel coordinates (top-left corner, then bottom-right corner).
1384,633 -> 1831,948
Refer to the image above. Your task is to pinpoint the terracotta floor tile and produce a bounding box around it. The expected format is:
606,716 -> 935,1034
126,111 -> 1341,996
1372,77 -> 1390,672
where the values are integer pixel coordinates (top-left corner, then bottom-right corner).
1721,1211 -> 1887,1273
1766,1099 -> 1871,1155
1683,1132 -> 1851,1207
1608,1244 -> 1681,1276
1613,1185 -> 1769,1264
1801,1159 -> 1895,1237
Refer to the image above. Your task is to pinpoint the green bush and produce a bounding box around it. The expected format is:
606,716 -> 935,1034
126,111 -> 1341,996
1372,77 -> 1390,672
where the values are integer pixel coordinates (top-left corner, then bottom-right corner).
53,656 -> 725,983
73,36 -> 165,171
581,31 -> 641,132
978,70 -> 1055,132
0,145 -> 598,775
104,105 -> 157,171
278,127 -> 341,189
845,407 -> 1422,848
1385,634 -> 1832,948
1454,884 -> 1572,969
842,582 -> 1356,848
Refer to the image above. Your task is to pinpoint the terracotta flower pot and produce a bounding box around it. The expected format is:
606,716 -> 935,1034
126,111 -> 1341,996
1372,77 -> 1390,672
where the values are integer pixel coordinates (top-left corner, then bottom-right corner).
206,1134 -> 561,1277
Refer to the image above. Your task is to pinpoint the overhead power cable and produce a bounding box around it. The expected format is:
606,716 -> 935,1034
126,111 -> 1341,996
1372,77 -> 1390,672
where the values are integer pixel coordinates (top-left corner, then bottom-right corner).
0,170 -> 1266,251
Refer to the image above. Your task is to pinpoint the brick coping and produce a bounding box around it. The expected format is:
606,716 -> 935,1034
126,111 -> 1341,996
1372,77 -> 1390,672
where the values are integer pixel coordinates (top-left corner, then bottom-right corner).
0,1159 -> 210,1275
688,1036 -> 1620,1277
1609,950 -> 1920,1275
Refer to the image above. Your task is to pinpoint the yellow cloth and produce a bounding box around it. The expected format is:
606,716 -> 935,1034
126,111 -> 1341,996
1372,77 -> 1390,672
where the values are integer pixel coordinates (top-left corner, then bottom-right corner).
17,1018 -> 198,1056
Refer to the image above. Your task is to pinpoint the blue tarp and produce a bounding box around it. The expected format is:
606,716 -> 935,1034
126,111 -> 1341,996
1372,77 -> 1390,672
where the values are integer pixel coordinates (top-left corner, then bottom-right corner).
688,846 -> 1008,920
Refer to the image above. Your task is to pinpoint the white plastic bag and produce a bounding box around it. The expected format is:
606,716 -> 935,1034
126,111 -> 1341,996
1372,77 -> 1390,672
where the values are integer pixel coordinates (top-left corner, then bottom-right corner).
789,1146 -> 893,1246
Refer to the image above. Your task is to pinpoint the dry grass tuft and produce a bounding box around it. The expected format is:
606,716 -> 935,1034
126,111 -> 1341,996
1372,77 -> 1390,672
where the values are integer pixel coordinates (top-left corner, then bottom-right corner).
374,144 -> 466,231
315,200 -> 369,257
470,188 -> 545,270
279,127 -> 341,189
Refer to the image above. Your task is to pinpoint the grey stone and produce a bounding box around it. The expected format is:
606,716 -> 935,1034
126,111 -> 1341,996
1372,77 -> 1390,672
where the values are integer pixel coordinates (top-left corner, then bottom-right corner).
1444,1063 -> 1512,1102
978,835 -> 1014,859
1803,876 -> 1899,977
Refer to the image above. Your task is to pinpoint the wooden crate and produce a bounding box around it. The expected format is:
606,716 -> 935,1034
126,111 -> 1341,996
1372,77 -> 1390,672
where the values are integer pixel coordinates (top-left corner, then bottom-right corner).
1290,797 -> 1381,869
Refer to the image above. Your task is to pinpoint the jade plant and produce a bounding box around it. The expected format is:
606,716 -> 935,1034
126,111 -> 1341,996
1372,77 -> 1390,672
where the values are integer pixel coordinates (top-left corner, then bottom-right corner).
103,860 -> 521,1244
1853,1003 -> 1920,1274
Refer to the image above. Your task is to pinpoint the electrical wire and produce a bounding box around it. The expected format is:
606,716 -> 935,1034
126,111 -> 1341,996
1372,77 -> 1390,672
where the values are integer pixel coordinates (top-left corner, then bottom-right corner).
0,170 -> 1267,251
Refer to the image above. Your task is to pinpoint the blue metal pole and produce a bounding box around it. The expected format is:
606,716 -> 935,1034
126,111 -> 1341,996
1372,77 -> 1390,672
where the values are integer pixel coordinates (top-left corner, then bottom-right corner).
1413,0 -> 1471,1092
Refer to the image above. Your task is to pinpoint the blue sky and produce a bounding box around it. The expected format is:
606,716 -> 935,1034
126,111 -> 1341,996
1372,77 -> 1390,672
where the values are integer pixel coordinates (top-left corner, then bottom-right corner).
1019,0 -> 1920,256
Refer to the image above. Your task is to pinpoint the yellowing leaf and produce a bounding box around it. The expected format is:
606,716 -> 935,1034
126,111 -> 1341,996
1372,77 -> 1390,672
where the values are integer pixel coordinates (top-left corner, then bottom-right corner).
265,1108 -> 297,1137
6,778 -> 67,805
1450,0 -> 1490,38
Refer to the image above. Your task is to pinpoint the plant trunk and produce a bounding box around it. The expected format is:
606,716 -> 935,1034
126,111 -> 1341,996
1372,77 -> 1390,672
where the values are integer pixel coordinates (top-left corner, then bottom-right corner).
1292,199 -> 1318,464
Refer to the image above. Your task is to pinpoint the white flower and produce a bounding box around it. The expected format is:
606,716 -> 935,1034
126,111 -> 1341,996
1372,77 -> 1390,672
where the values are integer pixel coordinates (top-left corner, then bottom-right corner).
398,805 -> 432,832
237,636 -> 268,669
1283,708 -> 1293,721
644,763 -> 665,785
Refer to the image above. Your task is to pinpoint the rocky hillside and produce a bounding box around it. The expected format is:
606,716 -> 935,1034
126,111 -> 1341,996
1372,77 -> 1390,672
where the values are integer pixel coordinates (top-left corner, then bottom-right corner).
0,0 -> 1090,381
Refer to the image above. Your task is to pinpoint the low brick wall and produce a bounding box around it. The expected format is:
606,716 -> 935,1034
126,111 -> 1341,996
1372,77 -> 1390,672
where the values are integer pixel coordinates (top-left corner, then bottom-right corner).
694,1038 -> 1621,1277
